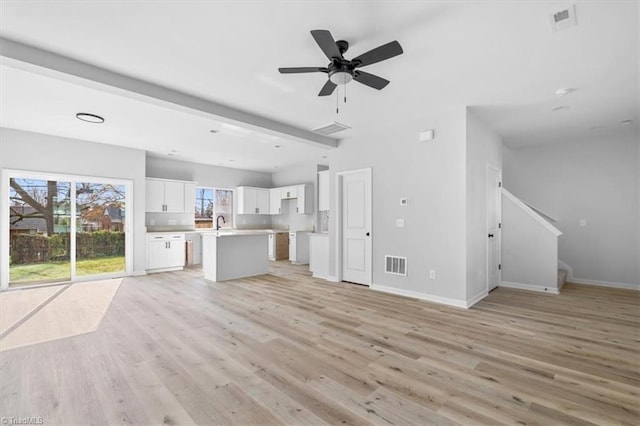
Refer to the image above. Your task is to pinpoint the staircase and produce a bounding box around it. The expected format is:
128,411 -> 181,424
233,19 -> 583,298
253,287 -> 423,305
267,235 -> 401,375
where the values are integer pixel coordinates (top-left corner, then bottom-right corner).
558,268 -> 568,289
501,189 -> 564,294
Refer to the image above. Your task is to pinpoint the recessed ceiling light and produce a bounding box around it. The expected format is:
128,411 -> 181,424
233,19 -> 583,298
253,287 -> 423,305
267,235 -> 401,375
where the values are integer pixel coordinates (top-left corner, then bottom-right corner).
274,145 -> 281,148
229,159 -> 235,162
621,119 -> 634,126
210,129 -> 219,133
322,155 -> 328,159
554,87 -> 575,97
551,105 -> 570,112
76,112 -> 104,123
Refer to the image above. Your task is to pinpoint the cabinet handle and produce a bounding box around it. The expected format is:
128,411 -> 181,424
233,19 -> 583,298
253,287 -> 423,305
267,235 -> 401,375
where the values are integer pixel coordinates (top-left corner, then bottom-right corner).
296,207 -> 299,213
168,242 -> 171,248
255,207 -> 259,214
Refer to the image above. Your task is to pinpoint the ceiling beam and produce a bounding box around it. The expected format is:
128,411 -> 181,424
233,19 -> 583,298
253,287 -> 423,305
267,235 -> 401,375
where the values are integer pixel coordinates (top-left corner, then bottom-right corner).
0,38 -> 339,149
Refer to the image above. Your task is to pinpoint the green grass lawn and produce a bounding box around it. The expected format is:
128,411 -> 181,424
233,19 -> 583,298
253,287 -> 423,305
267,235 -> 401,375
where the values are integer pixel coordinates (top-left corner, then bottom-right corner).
10,256 -> 125,283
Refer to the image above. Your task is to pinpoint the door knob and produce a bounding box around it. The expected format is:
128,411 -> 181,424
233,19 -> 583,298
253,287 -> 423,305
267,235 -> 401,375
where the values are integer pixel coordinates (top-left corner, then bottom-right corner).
488,233 -> 494,238
366,232 -> 370,236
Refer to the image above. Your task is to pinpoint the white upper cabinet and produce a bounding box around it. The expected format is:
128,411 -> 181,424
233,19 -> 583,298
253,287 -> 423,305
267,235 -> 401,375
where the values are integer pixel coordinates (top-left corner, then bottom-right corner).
318,170 -> 329,211
146,178 -> 195,213
237,186 -> 270,214
146,179 -> 166,213
183,182 -> 196,215
281,186 -> 298,199
296,184 -> 313,214
270,188 -> 282,214
256,189 -> 270,214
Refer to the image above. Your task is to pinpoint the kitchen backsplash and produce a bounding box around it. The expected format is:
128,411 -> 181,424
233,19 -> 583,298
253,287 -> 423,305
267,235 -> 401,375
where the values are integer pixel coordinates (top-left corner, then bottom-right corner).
271,198 -> 314,232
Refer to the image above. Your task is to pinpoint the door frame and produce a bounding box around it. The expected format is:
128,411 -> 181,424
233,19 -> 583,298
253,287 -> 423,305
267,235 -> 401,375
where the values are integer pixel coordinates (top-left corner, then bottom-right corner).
335,167 -> 372,286
1,168 -> 133,291
486,164 -> 502,292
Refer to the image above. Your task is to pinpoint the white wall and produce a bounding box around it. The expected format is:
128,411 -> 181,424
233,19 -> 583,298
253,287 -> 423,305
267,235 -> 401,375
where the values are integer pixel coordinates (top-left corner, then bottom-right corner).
502,191 -> 559,292
328,108 -> 469,305
0,128 -> 147,275
271,164 -> 316,232
146,156 -> 273,229
465,109 -> 503,302
503,134 -> 639,288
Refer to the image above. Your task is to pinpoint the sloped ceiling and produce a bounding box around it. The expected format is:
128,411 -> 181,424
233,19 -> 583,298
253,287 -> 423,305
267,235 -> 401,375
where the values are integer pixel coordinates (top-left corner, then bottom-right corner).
0,1 -> 637,171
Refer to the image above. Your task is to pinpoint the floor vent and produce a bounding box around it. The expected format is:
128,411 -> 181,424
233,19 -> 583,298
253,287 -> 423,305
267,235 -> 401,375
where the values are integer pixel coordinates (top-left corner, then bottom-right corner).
385,255 -> 407,276
312,121 -> 351,136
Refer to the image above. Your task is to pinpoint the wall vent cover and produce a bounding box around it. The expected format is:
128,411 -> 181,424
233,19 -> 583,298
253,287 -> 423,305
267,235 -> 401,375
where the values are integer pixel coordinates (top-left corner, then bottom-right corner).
313,121 -> 351,136
549,5 -> 577,32
385,255 -> 407,276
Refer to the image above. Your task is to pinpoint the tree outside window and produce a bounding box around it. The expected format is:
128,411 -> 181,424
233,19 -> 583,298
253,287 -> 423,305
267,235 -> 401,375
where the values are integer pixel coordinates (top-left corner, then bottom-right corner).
195,187 -> 233,229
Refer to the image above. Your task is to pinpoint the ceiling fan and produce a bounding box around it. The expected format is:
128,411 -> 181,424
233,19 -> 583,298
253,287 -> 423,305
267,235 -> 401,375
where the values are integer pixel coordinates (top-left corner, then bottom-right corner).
278,30 -> 403,97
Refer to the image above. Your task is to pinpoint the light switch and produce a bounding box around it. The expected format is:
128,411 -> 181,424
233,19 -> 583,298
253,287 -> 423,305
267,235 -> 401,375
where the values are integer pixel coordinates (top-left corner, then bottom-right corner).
579,219 -> 587,227
429,270 -> 436,280
396,218 -> 405,228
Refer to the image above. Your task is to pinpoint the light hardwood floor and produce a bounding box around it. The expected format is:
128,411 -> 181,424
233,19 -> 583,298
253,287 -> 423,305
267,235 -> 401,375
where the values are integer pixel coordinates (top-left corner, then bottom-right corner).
1,261 -> 638,425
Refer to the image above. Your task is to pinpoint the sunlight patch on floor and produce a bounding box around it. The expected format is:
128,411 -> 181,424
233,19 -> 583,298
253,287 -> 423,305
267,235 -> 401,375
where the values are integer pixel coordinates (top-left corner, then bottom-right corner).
0,278 -> 122,352
0,285 -> 64,334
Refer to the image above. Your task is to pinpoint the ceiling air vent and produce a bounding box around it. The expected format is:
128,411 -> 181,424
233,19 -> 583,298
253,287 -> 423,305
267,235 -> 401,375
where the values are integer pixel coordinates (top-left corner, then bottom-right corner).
549,5 -> 577,33
385,255 -> 407,276
312,121 -> 351,136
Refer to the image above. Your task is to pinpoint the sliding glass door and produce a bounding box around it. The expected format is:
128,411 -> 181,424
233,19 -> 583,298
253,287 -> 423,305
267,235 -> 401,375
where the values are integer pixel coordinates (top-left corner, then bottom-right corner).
9,178 -> 72,286
75,182 -> 127,277
6,172 -> 131,288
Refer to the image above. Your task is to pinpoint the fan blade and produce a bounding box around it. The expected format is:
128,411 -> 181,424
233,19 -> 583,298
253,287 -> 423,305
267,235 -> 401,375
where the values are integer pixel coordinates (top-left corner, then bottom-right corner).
354,70 -> 390,90
279,67 -> 326,74
318,79 -> 337,96
352,41 -> 403,68
311,30 -> 342,60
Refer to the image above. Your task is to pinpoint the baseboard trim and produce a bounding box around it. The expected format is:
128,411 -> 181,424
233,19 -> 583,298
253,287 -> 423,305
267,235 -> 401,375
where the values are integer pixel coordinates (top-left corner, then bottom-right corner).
146,266 -> 183,274
500,281 -> 559,294
370,284 -> 468,309
569,278 -> 640,291
466,290 -> 488,308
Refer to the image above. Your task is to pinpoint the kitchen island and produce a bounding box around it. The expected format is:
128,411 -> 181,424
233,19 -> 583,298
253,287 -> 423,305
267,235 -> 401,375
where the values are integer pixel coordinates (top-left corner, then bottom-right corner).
202,231 -> 269,282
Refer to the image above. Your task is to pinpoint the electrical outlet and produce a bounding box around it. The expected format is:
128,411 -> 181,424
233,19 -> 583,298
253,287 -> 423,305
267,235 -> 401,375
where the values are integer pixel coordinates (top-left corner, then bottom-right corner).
579,219 -> 587,227
396,218 -> 405,228
429,270 -> 436,280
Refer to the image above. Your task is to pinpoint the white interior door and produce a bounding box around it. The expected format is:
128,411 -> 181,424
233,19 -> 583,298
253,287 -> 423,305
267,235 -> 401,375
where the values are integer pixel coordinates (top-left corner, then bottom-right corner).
341,169 -> 372,286
487,166 -> 502,291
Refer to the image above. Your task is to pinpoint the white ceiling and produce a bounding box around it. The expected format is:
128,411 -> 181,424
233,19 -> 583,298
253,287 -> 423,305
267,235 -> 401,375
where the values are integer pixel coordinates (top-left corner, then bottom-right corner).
0,1 -> 638,171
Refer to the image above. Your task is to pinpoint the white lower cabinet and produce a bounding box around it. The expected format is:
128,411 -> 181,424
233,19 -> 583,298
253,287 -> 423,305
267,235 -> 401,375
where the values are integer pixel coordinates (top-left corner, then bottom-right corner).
289,231 -> 310,264
309,233 -> 329,279
147,233 -> 185,272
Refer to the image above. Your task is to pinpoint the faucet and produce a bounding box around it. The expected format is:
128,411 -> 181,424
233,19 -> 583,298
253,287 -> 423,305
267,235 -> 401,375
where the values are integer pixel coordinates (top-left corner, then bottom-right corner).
216,215 -> 226,230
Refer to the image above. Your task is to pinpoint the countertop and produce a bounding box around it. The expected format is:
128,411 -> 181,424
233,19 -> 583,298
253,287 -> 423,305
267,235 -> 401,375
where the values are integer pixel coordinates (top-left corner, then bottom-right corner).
147,228 -> 292,235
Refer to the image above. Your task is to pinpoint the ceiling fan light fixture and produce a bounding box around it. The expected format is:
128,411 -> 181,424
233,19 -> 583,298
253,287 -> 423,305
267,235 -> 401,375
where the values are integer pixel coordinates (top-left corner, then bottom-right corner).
329,71 -> 353,85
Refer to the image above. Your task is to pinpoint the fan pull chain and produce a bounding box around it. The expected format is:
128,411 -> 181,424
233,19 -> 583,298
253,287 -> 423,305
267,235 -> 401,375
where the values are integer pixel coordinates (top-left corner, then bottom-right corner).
344,81 -> 347,104
336,85 -> 339,114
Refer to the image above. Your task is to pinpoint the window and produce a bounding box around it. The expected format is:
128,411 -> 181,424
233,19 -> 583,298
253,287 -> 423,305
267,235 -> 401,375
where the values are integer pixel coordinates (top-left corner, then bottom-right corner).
194,187 -> 233,229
